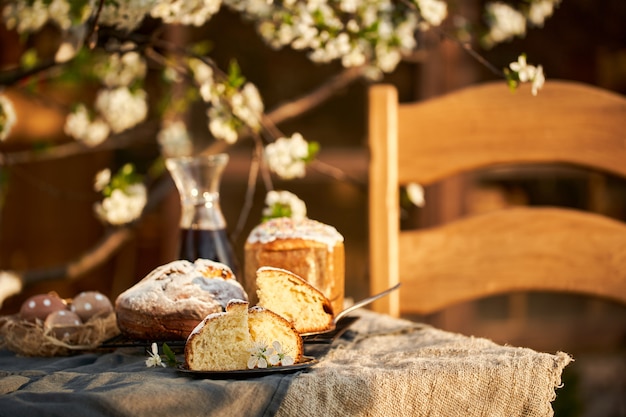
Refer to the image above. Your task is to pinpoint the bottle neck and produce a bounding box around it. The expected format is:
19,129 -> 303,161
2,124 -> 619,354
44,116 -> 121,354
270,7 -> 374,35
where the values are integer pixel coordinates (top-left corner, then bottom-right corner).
179,192 -> 226,230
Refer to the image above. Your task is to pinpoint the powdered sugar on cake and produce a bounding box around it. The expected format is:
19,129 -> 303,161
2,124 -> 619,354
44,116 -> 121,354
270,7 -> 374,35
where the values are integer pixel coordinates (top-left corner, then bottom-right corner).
246,217 -> 344,248
118,259 -> 246,313
115,259 -> 248,339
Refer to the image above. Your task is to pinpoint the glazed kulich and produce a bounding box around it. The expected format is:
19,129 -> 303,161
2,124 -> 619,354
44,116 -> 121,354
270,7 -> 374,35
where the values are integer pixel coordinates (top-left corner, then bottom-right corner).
244,217 -> 345,314
185,300 -> 303,371
115,259 -> 247,340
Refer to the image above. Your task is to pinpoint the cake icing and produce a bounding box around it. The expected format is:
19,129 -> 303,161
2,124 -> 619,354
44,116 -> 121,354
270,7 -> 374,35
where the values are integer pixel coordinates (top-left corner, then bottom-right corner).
246,217 -> 344,248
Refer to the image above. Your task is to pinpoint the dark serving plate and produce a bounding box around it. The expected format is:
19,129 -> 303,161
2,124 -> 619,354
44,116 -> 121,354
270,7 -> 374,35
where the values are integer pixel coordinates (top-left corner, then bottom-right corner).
176,356 -> 318,379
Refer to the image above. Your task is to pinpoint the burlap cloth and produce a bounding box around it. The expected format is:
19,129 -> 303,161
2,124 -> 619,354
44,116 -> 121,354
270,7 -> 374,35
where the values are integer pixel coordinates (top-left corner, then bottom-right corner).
278,309 -> 572,417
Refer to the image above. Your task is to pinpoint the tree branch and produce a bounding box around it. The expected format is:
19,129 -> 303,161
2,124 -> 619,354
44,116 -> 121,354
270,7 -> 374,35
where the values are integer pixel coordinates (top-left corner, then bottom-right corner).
265,65 -> 369,125
0,62 -> 369,302
0,121 -> 159,167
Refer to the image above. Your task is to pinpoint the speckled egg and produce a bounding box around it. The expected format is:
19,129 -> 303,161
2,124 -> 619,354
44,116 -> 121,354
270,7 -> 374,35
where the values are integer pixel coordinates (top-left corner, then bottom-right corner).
71,291 -> 113,322
19,293 -> 68,323
44,310 -> 83,341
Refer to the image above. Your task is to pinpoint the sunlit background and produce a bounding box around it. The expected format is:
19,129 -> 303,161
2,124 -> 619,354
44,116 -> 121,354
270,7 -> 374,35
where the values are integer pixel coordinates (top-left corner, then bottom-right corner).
0,1 -> 625,415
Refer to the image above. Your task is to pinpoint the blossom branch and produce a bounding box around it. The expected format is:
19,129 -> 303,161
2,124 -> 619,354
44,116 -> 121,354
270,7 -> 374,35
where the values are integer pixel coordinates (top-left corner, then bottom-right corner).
265,66 -> 369,126
436,30 -> 504,78
0,121 -> 159,167
0,59 -> 60,87
84,0 -> 105,49
309,159 -> 366,190
0,58 -> 366,296
0,0 -> 556,305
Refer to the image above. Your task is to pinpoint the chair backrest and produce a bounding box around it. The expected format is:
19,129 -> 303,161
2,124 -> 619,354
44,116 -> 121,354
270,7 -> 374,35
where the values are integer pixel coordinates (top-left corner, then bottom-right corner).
368,80 -> 626,317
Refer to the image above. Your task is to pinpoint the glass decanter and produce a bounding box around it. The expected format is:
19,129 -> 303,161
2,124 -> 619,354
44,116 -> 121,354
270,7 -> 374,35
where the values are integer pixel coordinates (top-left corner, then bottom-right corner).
165,153 -> 239,275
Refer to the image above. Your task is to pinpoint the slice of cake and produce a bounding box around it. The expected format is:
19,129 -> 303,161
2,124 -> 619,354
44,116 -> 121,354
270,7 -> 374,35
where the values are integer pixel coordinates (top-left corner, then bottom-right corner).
248,306 -> 303,365
255,266 -> 334,334
185,300 -> 303,371
185,300 -> 251,371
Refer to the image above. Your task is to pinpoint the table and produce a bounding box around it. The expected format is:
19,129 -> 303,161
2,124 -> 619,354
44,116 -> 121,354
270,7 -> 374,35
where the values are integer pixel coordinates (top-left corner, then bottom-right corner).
0,310 -> 571,417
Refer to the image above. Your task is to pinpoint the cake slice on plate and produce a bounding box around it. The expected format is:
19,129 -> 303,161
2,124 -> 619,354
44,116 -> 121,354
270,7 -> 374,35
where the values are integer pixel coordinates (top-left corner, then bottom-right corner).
185,299 -> 303,371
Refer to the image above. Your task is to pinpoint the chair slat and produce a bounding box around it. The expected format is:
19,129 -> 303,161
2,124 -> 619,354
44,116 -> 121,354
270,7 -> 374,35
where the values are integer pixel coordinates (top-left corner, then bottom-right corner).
398,207 -> 626,314
396,81 -> 626,185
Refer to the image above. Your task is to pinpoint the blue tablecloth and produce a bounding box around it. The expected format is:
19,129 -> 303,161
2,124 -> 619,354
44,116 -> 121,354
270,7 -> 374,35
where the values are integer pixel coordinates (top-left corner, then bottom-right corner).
0,345 -> 296,417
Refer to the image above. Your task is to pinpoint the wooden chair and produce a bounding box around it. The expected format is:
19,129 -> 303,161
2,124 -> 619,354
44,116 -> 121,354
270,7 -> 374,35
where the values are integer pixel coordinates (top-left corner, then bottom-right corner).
368,80 -> 626,330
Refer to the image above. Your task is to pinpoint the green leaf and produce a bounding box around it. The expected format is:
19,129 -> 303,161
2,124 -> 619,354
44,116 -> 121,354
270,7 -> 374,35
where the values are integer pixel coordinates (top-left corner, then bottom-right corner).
162,343 -> 178,367
503,68 -> 519,92
305,141 -> 320,162
20,48 -> 39,70
227,60 -> 245,89
262,203 -> 293,222
190,41 -> 214,57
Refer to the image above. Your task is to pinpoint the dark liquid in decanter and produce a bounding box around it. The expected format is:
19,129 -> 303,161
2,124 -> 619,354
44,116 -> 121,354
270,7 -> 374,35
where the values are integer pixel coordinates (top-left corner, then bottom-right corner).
179,228 -> 239,275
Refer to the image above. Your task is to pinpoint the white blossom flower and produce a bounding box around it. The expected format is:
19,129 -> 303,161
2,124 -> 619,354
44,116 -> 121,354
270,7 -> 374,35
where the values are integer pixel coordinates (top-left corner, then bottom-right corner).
55,36 -> 82,63
64,104 -> 90,139
484,2 -> 526,46
507,55 -> 545,95
0,94 -> 17,141
225,0 -> 420,74
396,15 -> 418,49
416,0 -> 447,27
528,0 -> 560,27
84,119 -> 112,146
145,342 -> 166,368
339,0 -> 359,14
99,0 -> 155,31
95,87 -> 148,134
94,183 -> 147,225
65,104 -> 111,146
531,65 -> 545,96
151,0 -> 222,26
231,82 -> 264,131
3,0 -> 48,33
375,44 -> 402,74
208,104 -> 238,143
48,0 -> 71,30
406,183 -> 425,207
264,132 -> 311,180
189,58 -> 217,103
2,0 -> 90,32
342,47 -> 367,68
190,58 -> 214,86
509,55 -> 536,83
157,120 -> 193,157
248,340 -> 272,369
94,169 -> 111,192
262,190 -> 307,221
268,341 -> 294,366
95,50 -> 147,88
